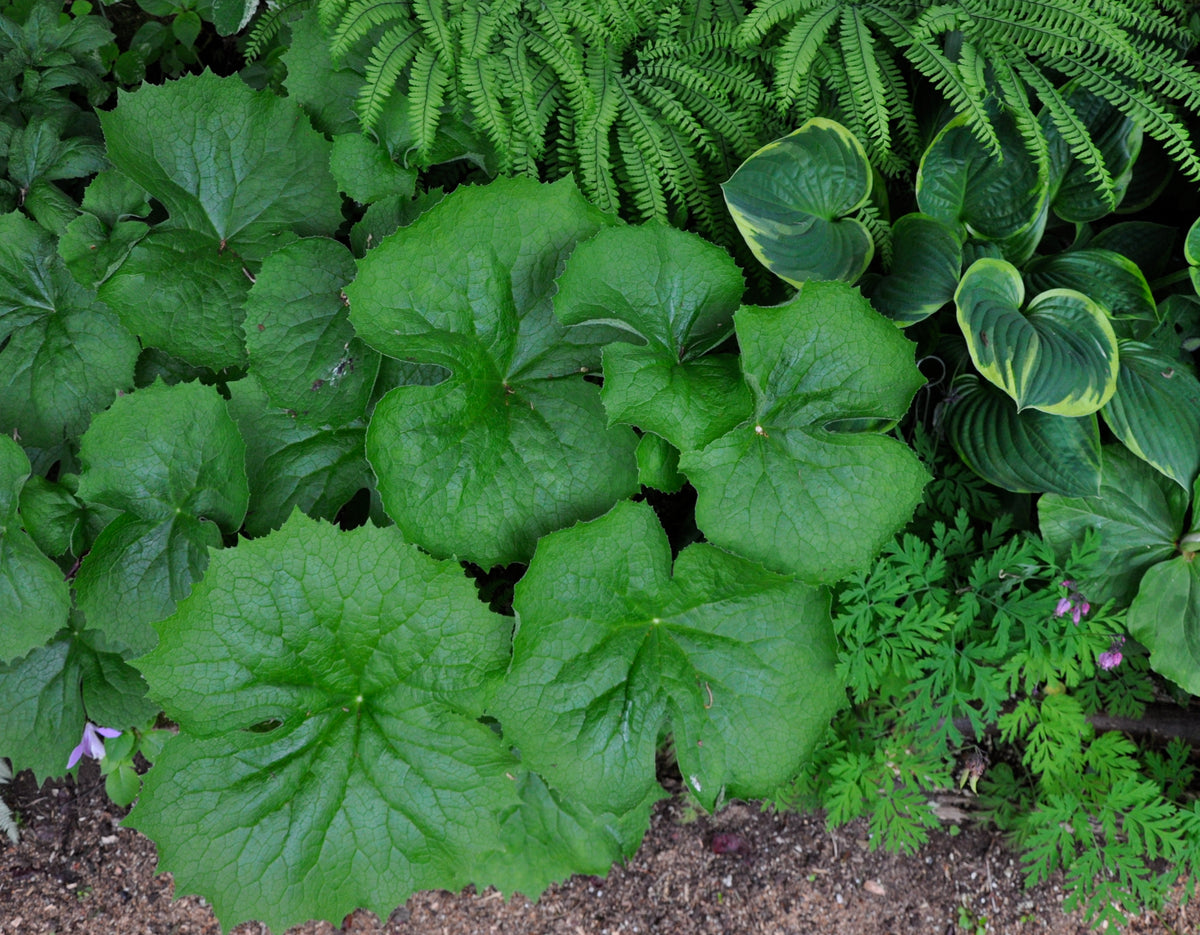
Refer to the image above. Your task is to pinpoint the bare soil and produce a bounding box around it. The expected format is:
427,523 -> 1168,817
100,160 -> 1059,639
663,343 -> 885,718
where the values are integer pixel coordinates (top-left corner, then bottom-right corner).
2,759 -> 1196,935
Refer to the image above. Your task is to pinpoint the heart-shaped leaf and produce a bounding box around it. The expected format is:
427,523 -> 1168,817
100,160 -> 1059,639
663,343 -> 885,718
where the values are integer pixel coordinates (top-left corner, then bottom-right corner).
127,512 -> 636,931
489,500 -> 842,814
868,212 -> 963,326
1039,444 -> 1187,605
0,212 -> 138,449
917,111 -> 1049,264
0,436 -> 69,664
956,257 -> 1119,416
722,118 -> 874,285
553,223 -> 751,450
349,177 -> 638,568
942,374 -> 1101,497
679,280 -> 928,584
1128,552 -> 1200,696
74,380 -> 249,654
1101,341 -> 1200,491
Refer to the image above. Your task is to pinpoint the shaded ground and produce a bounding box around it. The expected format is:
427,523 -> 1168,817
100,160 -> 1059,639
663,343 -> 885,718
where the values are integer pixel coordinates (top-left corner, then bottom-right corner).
2,759 -> 1196,935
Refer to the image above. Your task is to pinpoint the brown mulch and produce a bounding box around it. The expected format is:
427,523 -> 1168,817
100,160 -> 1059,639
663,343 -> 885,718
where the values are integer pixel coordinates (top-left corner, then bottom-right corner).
2,759 -> 1196,935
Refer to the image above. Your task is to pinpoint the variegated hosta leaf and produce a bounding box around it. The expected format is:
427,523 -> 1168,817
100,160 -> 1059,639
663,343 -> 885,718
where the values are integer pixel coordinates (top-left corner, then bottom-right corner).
942,374 -> 1101,497
868,213 -> 962,326
916,110 -> 1049,264
722,118 -> 874,286
1102,341 -> 1200,491
956,258 -> 1119,416
1023,248 -> 1157,327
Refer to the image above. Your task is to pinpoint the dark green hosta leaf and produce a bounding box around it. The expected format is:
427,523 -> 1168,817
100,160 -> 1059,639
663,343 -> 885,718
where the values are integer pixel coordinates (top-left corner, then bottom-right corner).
1039,445 -> 1187,606
1042,83 -> 1141,223
127,512 -> 628,931
943,374 -> 1101,496
868,213 -> 963,326
350,177 -> 638,568
679,281 -> 928,584
0,212 -> 138,448
245,238 -> 381,428
1024,249 -> 1157,327
489,500 -> 841,815
956,258 -> 1119,416
98,70 -> 342,262
722,118 -> 874,285
1102,342 -> 1200,491
226,375 -> 374,537
98,228 -> 254,371
74,380 -> 248,654
554,223 -> 751,450
1088,222 -> 1177,282
917,111 -> 1049,264
0,435 -> 69,664
0,629 -> 156,783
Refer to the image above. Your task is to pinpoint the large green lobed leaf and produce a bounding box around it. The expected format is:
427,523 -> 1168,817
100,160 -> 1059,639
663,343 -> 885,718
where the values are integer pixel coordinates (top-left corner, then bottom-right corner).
350,178 -> 639,568
74,380 -> 248,654
489,501 -> 842,815
679,281 -> 928,584
553,223 -> 752,450
127,512 -> 637,931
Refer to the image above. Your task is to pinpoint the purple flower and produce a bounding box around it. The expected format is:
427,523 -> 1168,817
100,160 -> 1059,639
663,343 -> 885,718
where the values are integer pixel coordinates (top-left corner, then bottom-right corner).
67,723 -> 121,769
1054,581 -> 1091,624
1098,636 -> 1126,671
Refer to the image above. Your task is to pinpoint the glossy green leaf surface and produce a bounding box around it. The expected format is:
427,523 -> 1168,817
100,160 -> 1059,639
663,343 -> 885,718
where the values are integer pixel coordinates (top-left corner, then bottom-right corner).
1102,342 -> 1200,491
0,435 -> 69,664
0,212 -> 138,448
244,238 -> 381,429
489,501 -> 842,814
868,213 -> 963,326
956,258 -> 1119,416
98,70 -> 342,262
722,118 -> 874,285
942,374 -> 1101,496
635,433 -> 685,493
917,111 -> 1049,263
98,228 -> 254,372
128,512 -> 633,931
554,223 -> 751,450
350,178 -> 638,568
679,281 -> 928,583
1187,217 -> 1200,295
74,380 -> 249,654
1039,445 -> 1187,605
226,375 -> 374,538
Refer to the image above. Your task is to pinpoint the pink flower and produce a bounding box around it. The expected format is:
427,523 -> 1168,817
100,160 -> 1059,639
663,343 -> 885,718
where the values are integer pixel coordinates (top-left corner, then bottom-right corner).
67,723 -> 121,769
1098,636 -> 1126,671
1055,581 -> 1091,625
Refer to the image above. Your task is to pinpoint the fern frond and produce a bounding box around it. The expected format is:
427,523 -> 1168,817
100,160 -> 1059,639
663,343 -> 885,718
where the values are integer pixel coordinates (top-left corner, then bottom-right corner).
244,0 -> 313,61
405,44 -> 452,157
411,0 -> 455,65
767,2 -> 840,108
737,0 -> 827,46
838,7 -> 891,155
1012,59 -> 1114,199
460,54 -> 512,166
955,0 -> 1131,59
638,63 -> 759,155
459,0 -> 520,58
355,19 -> 423,128
327,0 -> 410,59
628,73 -> 719,160
614,119 -> 669,221
1049,53 -> 1200,183
901,32 -> 1002,158
988,56 -> 1053,185
873,36 -> 919,163
573,48 -> 622,214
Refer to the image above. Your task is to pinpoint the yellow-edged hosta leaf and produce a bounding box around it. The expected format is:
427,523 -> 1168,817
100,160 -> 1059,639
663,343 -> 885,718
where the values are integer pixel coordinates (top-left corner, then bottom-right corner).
956,258 -> 1119,416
